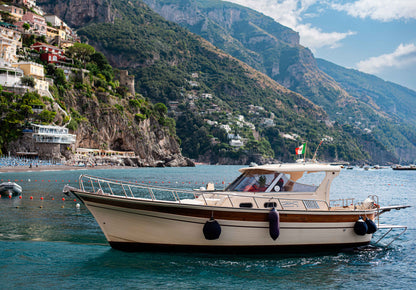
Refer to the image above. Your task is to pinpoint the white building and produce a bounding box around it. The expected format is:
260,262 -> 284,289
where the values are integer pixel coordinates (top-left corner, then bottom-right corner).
44,15 -> 63,27
32,124 -> 76,144
205,120 -> 218,126
261,118 -> 274,127
0,23 -> 22,63
0,59 -> 23,86
227,133 -> 241,140
220,124 -> 231,133
229,139 -> 244,147
201,93 -> 212,99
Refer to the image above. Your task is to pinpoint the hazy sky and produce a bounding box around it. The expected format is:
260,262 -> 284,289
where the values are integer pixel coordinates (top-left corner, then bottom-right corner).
225,0 -> 416,91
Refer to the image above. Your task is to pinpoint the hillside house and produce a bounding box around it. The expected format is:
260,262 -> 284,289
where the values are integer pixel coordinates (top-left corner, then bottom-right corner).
12,61 -> 49,92
202,93 -> 212,99
22,12 -> 46,35
220,124 -> 231,133
229,139 -> 244,147
0,22 -> 21,63
260,118 -> 274,127
0,59 -> 23,87
44,14 -> 63,27
46,26 -> 66,42
0,4 -> 24,21
13,0 -> 37,10
32,124 -> 76,144
31,42 -> 68,64
44,15 -> 78,43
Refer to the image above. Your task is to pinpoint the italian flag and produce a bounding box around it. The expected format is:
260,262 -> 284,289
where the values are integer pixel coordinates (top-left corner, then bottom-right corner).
295,143 -> 306,155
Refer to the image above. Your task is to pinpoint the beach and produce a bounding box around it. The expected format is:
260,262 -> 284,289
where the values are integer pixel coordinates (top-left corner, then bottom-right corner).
0,164 -> 132,173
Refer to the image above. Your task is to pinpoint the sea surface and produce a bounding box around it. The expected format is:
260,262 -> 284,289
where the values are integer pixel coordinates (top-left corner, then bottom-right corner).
0,165 -> 415,289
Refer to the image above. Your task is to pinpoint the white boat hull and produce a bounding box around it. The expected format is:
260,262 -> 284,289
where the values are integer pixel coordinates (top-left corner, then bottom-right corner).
0,182 -> 22,197
76,191 -> 374,253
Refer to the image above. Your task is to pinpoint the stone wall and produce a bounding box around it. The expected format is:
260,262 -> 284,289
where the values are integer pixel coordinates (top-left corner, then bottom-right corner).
119,70 -> 135,95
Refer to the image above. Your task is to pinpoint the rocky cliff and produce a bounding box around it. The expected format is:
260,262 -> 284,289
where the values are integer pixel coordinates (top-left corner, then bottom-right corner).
33,1 -> 195,167
66,89 -> 192,167
37,0 -> 116,28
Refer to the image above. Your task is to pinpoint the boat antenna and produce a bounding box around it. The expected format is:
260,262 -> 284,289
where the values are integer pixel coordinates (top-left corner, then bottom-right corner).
312,139 -> 324,162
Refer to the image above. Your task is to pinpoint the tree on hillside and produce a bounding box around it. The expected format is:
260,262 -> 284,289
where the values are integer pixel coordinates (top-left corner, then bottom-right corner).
22,23 -> 30,31
21,76 -> 35,87
67,43 -> 96,67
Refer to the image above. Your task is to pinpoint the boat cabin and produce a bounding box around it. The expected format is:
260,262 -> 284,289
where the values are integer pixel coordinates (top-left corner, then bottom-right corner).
226,163 -> 341,203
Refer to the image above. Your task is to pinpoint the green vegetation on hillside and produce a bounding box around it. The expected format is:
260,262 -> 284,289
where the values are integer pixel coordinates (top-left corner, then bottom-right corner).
131,0 -> 416,163
0,88 -> 49,154
72,0 -> 380,163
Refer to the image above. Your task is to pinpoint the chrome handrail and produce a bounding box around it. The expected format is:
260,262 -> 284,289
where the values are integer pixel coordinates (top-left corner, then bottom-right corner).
78,174 -> 337,211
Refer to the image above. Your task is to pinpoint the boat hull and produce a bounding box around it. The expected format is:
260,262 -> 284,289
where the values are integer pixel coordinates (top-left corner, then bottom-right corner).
73,190 -> 375,253
0,182 -> 22,197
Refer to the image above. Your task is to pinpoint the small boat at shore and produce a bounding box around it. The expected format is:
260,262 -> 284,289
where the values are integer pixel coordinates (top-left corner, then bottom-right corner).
0,182 -> 22,197
63,163 -> 410,253
392,165 -> 416,170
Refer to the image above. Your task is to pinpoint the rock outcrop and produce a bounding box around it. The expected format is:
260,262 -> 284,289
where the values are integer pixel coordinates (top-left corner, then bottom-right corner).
37,0 -> 116,28
65,85 -> 193,167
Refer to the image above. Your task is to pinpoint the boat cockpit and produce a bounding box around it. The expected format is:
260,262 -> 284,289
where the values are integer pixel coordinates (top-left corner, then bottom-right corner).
226,170 -> 317,193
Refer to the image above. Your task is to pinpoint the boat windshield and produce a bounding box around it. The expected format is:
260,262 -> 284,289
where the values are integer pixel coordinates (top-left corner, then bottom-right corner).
227,171 -> 318,193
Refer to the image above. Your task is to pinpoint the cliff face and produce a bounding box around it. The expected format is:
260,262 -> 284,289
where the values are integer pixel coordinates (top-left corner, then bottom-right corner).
65,86 -> 193,167
140,0 -> 353,112
32,1 -> 193,166
37,0 -> 116,28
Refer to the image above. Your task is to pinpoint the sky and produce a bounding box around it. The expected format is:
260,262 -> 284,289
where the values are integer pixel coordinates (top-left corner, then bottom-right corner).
225,0 -> 416,91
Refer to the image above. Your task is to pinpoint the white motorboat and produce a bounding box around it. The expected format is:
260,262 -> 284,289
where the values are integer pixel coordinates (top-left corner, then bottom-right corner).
63,163 -> 409,253
0,182 -> 22,197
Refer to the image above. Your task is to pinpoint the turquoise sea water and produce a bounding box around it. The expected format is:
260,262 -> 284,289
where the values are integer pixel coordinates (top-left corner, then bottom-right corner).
0,165 -> 415,289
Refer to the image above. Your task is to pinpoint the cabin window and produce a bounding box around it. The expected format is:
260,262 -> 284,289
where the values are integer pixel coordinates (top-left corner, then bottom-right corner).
227,172 -> 279,192
264,202 -> 277,208
226,170 -> 321,193
239,202 -> 253,208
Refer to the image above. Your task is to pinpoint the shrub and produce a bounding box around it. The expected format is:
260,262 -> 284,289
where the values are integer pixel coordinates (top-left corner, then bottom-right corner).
39,110 -> 56,123
129,99 -> 141,108
135,113 -> 147,122
21,76 -> 35,87
154,103 -> 167,115
114,104 -> 124,113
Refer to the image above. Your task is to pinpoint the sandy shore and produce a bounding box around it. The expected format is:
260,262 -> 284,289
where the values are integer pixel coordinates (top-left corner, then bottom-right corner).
0,164 -> 133,173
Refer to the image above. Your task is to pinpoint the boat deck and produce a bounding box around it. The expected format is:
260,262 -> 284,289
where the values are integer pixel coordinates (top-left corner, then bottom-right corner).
68,174 -> 378,213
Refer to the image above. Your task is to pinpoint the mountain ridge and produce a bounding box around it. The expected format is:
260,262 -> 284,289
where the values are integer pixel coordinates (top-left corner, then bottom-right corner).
137,0 -> 416,162
36,0 -> 410,164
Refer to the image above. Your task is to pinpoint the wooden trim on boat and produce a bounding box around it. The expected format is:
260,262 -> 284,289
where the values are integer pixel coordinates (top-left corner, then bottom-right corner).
77,192 -> 375,223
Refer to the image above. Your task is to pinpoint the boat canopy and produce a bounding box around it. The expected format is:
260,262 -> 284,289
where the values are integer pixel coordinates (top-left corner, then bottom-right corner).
239,163 -> 341,182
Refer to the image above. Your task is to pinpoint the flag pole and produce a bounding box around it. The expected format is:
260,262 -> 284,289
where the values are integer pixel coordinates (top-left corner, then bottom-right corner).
312,139 -> 324,161
304,141 -> 307,163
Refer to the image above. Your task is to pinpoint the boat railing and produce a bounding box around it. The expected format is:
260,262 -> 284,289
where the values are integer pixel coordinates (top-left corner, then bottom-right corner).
374,224 -> 408,247
329,198 -> 355,208
78,174 -> 331,211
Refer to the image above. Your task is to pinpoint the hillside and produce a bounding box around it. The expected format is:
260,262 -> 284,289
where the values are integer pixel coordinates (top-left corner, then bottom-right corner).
135,0 -> 416,163
141,0 -> 356,113
317,58 -> 416,161
36,0 -> 402,164
317,58 -> 416,124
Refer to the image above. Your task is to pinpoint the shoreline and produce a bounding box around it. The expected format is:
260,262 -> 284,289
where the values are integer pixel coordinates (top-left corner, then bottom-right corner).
0,164 -> 133,173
